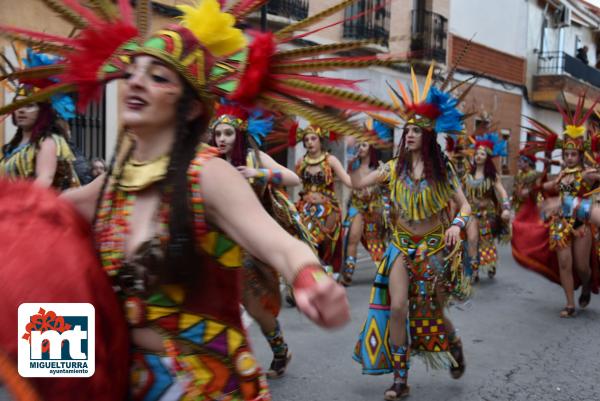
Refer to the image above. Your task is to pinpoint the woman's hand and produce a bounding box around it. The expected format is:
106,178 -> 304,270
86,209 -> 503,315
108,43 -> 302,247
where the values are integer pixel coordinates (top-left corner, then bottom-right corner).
445,225 -> 461,248
294,276 -> 350,328
501,209 -> 511,221
236,166 -> 258,179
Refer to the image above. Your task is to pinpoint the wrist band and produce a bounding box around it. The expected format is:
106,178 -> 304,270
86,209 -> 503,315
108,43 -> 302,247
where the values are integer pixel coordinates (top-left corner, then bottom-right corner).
501,197 -> 511,211
451,211 -> 470,230
256,168 -> 283,185
292,264 -> 328,291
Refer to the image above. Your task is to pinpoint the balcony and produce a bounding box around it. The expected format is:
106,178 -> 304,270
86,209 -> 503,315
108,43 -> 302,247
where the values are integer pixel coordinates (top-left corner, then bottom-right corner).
532,51 -> 600,109
342,0 -> 390,46
410,10 -> 447,63
267,0 -> 309,21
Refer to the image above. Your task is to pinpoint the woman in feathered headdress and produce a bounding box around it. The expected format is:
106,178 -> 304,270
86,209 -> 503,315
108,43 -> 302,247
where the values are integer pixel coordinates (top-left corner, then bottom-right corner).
463,132 -> 511,281
351,65 -> 472,399
339,117 -> 393,286
293,124 -> 354,275
209,101 -> 313,379
0,48 -> 79,190
0,0 -> 406,397
522,95 -> 600,318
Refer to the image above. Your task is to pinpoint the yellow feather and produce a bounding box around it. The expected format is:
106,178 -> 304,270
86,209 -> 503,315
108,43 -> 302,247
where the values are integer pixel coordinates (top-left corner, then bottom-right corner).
177,0 -> 247,57
366,118 -> 373,131
421,63 -> 434,101
387,87 -> 401,109
396,80 -> 411,106
410,66 -> 420,104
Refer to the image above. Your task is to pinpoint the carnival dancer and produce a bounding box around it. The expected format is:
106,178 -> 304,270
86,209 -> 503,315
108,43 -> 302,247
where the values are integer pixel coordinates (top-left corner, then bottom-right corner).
210,102 -> 309,378
511,150 -> 562,285
339,118 -> 392,286
294,125 -> 354,275
0,49 -> 79,190
0,0 -> 402,399
464,133 -> 511,280
522,97 -> 600,317
353,66 -> 472,400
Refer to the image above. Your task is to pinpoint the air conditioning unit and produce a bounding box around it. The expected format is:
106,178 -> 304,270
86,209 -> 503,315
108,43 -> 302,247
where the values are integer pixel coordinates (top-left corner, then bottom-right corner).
553,6 -> 572,28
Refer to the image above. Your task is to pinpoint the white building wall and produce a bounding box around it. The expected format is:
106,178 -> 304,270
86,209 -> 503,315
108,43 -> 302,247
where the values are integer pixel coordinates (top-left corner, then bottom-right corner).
520,101 -> 564,174
449,0 -> 529,58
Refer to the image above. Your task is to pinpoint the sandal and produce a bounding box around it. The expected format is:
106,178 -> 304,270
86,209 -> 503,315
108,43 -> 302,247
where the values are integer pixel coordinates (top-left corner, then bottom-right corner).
266,351 -> 292,379
384,382 -> 410,400
487,266 -> 496,279
559,306 -> 576,318
579,288 -> 591,309
449,339 -> 466,379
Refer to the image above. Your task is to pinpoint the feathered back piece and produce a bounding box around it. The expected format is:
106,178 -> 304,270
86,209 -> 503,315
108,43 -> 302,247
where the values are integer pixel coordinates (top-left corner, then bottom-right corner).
210,101 -> 274,146
1,0 -> 402,147
209,0 -> 405,145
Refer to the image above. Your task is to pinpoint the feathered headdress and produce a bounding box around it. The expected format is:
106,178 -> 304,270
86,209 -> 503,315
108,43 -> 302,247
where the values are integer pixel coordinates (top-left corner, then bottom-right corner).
366,63 -> 471,138
474,132 -> 507,158
522,93 -> 598,156
0,46 -> 75,120
0,0 -> 402,146
210,101 -> 274,146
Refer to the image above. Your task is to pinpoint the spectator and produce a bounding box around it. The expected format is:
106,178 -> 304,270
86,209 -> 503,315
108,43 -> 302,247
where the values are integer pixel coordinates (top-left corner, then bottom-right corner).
91,157 -> 107,178
576,45 -> 589,65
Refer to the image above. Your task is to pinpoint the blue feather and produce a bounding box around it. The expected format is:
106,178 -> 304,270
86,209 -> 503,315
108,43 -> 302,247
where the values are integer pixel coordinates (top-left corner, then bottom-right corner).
477,132 -> 507,157
426,87 -> 464,134
247,110 -> 274,147
373,120 -> 393,143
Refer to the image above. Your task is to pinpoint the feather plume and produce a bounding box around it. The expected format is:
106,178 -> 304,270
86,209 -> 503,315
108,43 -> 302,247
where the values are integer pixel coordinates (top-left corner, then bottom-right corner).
177,0 -> 247,57
440,36 -> 473,91
272,56 -> 401,73
276,0 -> 359,38
0,82 -> 76,116
41,0 -> 87,28
85,0 -> 117,21
227,0 -> 268,18
274,40 -> 380,60
135,0 -> 152,38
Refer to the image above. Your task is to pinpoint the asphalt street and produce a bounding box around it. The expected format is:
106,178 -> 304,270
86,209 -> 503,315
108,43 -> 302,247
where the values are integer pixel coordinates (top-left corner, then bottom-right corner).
248,244 -> 600,401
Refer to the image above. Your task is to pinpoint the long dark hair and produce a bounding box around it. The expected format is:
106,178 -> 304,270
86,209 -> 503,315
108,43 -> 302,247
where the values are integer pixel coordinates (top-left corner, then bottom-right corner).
4,102 -> 65,154
395,125 -> 448,183
210,124 -> 249,167
471,150 -> 498,181
95,84 -> 208,288
349,143 -> 379,172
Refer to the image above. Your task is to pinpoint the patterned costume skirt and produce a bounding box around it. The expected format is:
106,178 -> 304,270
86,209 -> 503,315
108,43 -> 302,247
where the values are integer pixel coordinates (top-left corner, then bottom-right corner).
353,225 -> 468,373
296,198 -> 342,271
243,257 -> 281,317
130,318 -> 270,401
341,201 -> 387,264
475,208 -> 510,273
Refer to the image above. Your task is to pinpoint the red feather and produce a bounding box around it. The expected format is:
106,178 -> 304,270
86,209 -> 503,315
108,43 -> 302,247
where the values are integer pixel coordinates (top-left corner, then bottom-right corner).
118,0 -> 135,25
214,103 -> 249,120
546,133 -> 558,152
408,102 -> 441,120
230,31 -> 276,105
59,20 -> 138,111
289,121 -> 299,147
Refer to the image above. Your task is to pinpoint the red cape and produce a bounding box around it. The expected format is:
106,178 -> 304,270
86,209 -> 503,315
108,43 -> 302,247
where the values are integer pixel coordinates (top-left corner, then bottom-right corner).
0,180 -> 129,400
512,197 -> 599,293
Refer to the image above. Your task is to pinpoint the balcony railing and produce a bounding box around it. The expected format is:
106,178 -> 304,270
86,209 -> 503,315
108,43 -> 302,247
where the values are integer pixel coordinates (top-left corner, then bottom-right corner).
343,0 -> 391,45
410,10 -> 447,63
267,0 -> 309,21
537,51 -> 600,88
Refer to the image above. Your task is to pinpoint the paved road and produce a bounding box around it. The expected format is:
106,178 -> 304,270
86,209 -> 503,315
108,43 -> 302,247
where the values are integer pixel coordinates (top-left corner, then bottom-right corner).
248,245 -> 600,401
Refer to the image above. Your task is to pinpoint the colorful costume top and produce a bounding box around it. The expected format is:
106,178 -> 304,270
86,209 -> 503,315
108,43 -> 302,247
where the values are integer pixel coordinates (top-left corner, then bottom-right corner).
95,144 -> 270,400
297,151 -> 337,201
0,133 -> 80,190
